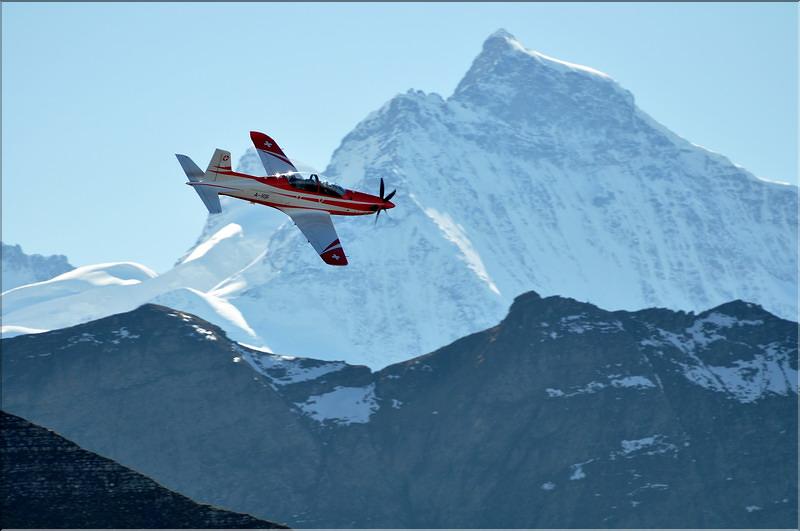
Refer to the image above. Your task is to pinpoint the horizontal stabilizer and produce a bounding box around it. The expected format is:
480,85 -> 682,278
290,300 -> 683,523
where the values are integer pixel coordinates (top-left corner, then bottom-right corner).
175,154 -> 204,182
175,154 -> 222,214
190,184 -> 222,214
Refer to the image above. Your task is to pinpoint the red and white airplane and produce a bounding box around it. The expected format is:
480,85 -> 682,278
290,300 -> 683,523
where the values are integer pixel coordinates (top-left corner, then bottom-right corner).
176,131 -> 395,266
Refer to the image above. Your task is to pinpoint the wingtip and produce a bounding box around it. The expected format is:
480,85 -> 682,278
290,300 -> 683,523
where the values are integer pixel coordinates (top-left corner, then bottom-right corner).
321,248 -> 348,266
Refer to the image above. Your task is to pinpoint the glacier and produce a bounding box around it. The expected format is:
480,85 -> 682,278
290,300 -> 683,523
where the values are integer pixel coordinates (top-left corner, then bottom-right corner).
2,30 -> 796,368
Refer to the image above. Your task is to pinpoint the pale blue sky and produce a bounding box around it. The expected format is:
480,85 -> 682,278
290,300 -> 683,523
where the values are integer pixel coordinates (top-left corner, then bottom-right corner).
3,2 -> 797,272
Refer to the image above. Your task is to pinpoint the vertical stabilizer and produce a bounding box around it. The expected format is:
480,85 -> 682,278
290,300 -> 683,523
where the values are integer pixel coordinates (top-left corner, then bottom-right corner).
206,149 -> 232,178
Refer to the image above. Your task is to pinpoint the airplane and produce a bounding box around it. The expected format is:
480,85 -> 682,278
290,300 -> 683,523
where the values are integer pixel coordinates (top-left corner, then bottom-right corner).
175,131 -> 395,266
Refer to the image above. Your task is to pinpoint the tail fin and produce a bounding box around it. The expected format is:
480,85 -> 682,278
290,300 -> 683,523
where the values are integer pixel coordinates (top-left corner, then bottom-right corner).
206,148 -> 232,177
175,154 -> 222,214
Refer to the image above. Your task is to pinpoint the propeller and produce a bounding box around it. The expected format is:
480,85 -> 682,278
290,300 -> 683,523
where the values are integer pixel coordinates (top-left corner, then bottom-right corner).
375,177 -> 396,224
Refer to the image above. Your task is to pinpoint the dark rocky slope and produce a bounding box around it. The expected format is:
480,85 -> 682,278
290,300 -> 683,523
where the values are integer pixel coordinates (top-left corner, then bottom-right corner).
1,295 -> 796,528
0,410 -> 286,529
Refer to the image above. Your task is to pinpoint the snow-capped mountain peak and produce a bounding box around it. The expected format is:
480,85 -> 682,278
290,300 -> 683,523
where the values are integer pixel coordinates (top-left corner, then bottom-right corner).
472,28 -> 613,80
452,30 -> 632,127
2,31 -> 795,368
224,30 -> 794,366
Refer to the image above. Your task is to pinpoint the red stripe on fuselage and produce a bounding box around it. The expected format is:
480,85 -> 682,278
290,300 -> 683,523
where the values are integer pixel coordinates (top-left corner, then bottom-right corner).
212,169 -> 385,213
261,189 -> 379,212
219,193 -> 373,216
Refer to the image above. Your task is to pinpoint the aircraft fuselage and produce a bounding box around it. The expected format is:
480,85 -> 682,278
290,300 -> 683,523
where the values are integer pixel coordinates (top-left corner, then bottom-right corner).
189,170 -> 393,216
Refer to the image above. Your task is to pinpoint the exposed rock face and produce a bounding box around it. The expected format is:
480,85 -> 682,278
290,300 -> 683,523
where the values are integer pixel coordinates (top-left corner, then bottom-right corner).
2,297 -> 796,528
0,410 -> 286,528
1,242 -> 73,292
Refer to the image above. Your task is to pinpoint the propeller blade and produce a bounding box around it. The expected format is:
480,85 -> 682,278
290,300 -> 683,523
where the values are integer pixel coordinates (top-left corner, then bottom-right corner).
384,190 -> 396,202
375,209 -> 381,225
379,178 -> 385,200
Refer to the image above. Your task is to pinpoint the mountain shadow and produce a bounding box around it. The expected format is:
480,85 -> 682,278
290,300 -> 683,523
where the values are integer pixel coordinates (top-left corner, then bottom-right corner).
1,410 -> 286,529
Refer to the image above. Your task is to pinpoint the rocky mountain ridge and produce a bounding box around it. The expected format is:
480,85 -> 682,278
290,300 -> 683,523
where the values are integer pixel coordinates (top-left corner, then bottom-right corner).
1,241 -> 73,292
2,292 -> 796,527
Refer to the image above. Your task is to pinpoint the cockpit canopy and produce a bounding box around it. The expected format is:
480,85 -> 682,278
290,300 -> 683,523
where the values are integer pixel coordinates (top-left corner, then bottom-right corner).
283,172 -> 346,197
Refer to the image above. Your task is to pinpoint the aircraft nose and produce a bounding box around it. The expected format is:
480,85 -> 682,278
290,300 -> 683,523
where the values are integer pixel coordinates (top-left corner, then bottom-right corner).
385,200 -> 396,209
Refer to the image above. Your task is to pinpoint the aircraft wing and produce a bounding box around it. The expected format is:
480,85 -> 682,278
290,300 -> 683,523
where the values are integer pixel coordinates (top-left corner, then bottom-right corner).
250,131 -> 297,176
283,209 -> 348,266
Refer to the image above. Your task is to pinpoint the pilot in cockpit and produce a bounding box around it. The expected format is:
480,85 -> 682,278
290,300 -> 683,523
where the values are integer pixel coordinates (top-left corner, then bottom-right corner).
287,172 -> 345,197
